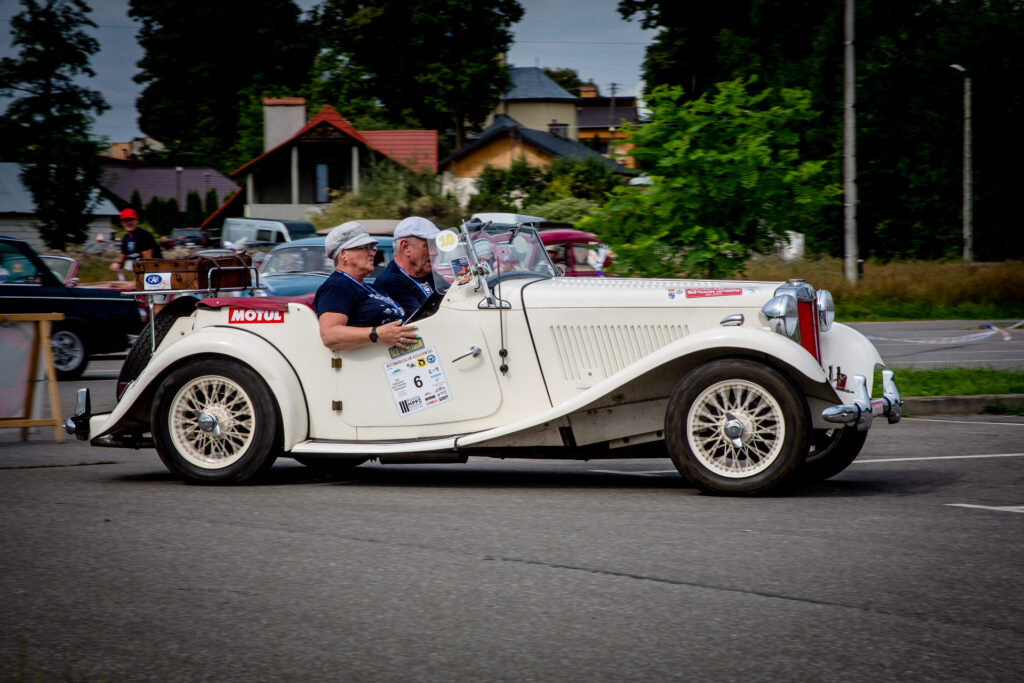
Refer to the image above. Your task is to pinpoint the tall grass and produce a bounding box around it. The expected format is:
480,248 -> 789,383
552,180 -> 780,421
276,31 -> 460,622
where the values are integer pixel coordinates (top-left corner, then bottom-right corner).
743,257 -> 1024,321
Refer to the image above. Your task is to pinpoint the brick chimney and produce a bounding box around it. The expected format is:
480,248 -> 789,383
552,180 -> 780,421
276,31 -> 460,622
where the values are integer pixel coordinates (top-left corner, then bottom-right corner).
263,97 -> 307,152
579,84 -> 598,98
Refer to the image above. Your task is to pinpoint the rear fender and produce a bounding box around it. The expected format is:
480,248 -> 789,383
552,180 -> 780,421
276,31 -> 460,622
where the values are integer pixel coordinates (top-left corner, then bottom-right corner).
90,327 -> 308,448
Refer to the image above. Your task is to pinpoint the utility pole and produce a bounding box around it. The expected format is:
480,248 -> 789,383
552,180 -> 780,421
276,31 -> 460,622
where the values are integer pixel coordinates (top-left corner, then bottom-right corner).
608,82 -> 618,156
950,64 -> 973,262
843,0 -> 859,284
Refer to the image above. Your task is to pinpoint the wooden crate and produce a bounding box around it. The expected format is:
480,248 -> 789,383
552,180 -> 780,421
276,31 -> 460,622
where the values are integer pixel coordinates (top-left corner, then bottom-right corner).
134,253 -> 253,292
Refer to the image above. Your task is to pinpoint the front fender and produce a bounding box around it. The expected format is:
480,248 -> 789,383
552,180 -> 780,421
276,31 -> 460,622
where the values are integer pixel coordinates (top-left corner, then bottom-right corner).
90,326 -> 308,448
820,322 -> 886,397
461,325 -> 831,447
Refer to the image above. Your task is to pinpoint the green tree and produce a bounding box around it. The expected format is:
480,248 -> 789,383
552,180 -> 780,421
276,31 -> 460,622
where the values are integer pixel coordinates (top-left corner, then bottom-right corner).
129,189 -> 143,215
579,80 -> 839,278
618,0 -> 1024,260
0,0 -> 108,249
184,190 -> 203,227
314,0 -> 524,151
203,187 -> 220,217
129,0 -> 317,171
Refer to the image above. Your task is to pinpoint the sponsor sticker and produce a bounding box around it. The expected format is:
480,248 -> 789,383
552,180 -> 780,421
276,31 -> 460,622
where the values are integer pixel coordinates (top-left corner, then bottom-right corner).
143,272 -> 172,291
684,287 -> 743,298
227,307 -> 285,323
384,345 -> 452,417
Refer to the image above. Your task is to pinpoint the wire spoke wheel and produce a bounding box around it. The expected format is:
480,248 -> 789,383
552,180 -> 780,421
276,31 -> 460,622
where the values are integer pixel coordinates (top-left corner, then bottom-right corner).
687,379 -> 785,478
169,375 -> 255,469
666,359 -> 809,495
152,359 -> 279,483
51,329 -> 87,378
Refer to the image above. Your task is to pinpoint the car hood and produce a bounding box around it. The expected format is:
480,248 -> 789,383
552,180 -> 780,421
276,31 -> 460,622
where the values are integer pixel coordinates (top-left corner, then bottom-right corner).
520,277 -> 782,309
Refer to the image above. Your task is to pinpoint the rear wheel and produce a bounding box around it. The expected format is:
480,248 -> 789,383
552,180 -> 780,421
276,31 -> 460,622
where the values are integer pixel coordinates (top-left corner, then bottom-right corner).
665,359 -> 809,495
800,428 -> 868,482
151,359 -> 279,483
51,326 -> 88,380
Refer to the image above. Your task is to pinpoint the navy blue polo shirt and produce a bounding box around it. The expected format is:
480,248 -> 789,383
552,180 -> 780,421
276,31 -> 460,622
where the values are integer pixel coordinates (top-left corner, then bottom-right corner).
373,260 -> 433,317
314,270 -> 404,326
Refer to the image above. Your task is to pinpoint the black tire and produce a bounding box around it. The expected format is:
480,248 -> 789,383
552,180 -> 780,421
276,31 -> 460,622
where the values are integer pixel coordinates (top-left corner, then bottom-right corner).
51,325 -> 88,381
119,296 -> 198,386
800,428 -> 868,482
665,359 -> 810,495
151,358 -> 280,484
293,456 -> 368,472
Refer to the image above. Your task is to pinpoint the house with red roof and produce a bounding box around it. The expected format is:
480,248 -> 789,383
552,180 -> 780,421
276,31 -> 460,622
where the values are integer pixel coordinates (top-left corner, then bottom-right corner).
210,98 -> 437,226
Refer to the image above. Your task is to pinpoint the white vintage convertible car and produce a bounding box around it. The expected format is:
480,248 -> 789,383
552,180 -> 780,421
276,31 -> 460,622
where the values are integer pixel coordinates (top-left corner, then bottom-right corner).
68,215 -> 901,494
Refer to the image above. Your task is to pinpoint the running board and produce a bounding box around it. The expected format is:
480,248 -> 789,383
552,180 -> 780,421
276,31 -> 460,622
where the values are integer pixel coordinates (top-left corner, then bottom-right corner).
291,437 -> 458,455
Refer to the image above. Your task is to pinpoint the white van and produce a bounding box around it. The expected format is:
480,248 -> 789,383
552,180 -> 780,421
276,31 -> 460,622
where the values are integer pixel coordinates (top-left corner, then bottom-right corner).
219,218 -> 316,248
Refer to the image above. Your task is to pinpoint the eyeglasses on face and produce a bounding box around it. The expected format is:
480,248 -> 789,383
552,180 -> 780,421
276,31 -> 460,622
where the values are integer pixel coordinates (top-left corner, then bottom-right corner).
348,244 -> 377,253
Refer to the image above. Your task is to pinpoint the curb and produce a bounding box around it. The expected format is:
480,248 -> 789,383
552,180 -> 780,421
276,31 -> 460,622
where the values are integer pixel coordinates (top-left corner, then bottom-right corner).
902,394 -> 1024,416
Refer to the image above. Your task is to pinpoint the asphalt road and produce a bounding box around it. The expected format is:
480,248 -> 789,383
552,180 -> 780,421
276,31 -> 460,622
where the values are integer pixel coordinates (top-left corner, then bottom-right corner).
849,319 -> 1024,371
2,367 -> 1023,680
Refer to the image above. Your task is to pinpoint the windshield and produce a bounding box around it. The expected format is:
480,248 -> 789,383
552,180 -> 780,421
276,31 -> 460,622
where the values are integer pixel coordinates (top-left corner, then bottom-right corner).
429,221 -> 557,293
261,245 -> 333,275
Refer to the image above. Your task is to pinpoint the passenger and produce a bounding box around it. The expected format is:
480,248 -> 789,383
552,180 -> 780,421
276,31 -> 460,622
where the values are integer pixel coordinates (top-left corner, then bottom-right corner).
373,216 -> 440,315
314,221 -> 419,350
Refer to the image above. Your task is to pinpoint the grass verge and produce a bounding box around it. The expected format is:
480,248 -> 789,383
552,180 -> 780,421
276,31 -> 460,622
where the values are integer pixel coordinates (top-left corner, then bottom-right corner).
874,367 -> 1024,397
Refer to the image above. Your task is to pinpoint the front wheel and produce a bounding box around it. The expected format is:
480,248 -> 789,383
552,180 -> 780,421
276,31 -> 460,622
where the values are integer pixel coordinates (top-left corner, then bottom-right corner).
151,359 -> 280,483
665,359 -> 809,495
51,327 -> 88,380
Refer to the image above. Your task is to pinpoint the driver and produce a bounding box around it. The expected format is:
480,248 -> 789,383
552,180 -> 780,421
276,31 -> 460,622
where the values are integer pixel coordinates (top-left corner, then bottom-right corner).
373,216 -> 440,315
315,221 -> 419,350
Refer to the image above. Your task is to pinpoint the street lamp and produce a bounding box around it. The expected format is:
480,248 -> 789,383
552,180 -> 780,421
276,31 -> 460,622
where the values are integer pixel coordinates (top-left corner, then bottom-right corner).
950,64 -> 973,262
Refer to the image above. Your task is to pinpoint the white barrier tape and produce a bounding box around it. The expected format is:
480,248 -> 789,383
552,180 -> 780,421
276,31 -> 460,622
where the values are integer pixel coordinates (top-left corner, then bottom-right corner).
865,319 -> 1023,345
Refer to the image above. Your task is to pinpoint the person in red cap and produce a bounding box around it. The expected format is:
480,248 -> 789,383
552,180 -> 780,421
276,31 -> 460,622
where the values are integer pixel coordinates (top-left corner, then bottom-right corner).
110,208 -> 162,273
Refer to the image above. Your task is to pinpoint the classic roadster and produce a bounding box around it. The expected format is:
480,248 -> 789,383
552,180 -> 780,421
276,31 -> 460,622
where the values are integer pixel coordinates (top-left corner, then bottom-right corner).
68,216 -> 901,494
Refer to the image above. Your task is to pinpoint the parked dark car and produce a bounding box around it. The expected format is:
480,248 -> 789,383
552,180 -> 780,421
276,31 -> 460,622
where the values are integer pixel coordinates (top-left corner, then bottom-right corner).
161,228 -> 210,249
0,236 -> 144,380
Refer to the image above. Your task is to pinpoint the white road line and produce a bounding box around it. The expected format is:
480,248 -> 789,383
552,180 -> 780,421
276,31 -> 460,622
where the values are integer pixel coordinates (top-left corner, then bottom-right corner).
856,453 -> 1024,464
946,504 -> 1024,513
905,417 -> 1024,427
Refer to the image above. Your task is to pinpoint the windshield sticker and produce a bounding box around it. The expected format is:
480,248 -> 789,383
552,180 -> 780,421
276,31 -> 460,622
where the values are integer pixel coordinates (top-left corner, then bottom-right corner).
384,346 -> 452,416
451,256 -> 474,288
435,229 -> 460,252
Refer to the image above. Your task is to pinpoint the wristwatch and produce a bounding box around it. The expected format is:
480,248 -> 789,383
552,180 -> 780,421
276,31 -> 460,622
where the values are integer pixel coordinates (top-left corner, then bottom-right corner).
369,326 -> 379,343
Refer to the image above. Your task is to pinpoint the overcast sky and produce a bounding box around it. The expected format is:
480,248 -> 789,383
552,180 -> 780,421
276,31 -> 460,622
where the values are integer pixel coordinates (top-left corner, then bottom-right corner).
0,0 -> 656,143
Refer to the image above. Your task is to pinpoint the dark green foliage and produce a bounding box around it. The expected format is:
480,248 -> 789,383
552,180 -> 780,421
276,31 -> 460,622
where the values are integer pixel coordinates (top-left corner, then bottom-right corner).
313,0 -> 524,152
184,190 -> 203,228
204,187 -> 220,217
468,157 -> 626,215
129,1 -> 318,172
0,0 -> 108,249
129,189 -> 143,214
580,80 -> 838,278
618,0 -> 1024,261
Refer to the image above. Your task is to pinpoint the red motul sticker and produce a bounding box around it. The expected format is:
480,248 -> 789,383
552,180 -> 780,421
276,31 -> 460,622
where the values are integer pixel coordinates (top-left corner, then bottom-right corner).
684,287 -> 743,298
228,307 -> 285,323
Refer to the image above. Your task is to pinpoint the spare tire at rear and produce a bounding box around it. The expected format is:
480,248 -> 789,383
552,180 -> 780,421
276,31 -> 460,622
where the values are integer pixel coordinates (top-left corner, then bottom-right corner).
118,296 -> 198,386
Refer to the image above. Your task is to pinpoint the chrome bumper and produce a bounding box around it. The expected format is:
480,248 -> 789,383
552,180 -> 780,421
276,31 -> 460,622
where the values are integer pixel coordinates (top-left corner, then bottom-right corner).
822,369 -> 902,431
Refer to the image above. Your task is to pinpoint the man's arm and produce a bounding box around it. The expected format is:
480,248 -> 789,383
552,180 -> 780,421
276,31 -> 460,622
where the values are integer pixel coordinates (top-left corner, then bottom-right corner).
318,312 -> 417,350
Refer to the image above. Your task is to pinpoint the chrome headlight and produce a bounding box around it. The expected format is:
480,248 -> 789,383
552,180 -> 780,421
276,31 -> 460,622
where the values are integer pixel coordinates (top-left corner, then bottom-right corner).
816,289 -> 835,331
759,294 -> 799,339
